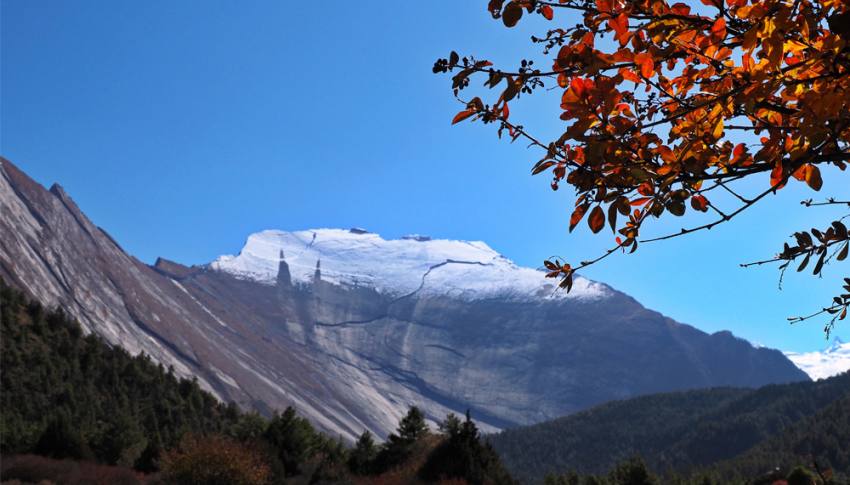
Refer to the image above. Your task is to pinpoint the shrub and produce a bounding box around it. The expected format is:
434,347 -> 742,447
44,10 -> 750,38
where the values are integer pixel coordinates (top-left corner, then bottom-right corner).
161,434 -> 270,485
0,454 -> 140,485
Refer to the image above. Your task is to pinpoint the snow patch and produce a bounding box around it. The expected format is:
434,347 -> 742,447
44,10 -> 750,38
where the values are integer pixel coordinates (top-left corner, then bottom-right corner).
785,337 -> 850,380
210,229 -> 609,302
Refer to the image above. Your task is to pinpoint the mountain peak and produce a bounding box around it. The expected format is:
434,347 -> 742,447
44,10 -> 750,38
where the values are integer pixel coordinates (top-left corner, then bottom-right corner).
210,228 -> 609,302
827,336 -> 846,353
785,338 -> 850,380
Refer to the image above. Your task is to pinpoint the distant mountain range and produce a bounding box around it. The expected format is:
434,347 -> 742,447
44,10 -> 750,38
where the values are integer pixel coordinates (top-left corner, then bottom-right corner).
490,372 -> 850,483
785,337 -> 850,380
0,157 -> 810,440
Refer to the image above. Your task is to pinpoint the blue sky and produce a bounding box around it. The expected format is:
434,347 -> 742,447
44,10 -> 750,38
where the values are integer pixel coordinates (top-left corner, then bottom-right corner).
2,0 -> 847,352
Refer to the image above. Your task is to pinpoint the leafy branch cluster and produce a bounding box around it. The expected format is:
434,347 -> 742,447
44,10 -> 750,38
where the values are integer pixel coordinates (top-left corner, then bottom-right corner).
435,0 -> 849,330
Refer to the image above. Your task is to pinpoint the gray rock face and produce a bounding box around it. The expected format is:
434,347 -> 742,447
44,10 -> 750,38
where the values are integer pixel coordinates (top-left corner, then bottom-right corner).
0,158 -> 809,441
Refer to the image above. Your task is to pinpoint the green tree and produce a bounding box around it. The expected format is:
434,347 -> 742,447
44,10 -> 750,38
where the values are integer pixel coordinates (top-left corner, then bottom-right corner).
348,430 -> 377,475
608,458 -> 656,485
34,412 -> 93,461
439,412 -> 462,436
787,466 -> 820,485
228,411 -> 268,442
374,406 -> 430,472
396,406 -> 429,443
263,406 -> 317,477
420,410 -> 516,484
97,411 -> 148,467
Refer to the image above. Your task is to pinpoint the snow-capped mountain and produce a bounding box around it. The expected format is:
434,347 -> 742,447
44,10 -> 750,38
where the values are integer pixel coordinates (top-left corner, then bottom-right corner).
0,157 -> 810,441
785,337 -> 850,380
211,228 -> 608,301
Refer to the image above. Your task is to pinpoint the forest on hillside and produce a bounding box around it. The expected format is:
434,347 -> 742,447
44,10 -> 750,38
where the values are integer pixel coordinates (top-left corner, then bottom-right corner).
0,281 -> 513,484
491,373 -> 850,483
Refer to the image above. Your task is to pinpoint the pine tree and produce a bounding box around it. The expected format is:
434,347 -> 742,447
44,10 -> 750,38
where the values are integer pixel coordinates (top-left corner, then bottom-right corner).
348,430 -> 377,475
420,410 -> 516,484
396,406 -> 428,443
34,412 -> 93,460
374,406 -> 430,473
262,406 -> 317,476
439,412 -> 462,437
608,457 -> 656,485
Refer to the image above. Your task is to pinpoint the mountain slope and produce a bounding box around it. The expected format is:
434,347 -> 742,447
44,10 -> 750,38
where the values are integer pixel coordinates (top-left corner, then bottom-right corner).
0,157 -> 809,441
707,393 -> 850,481
489,372 -> 850,483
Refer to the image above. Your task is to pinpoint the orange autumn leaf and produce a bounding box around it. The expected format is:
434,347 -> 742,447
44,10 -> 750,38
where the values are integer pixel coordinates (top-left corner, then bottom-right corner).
619,67 -> 641,83
452,109 -> 476,124
710,17 -> 726,39
608,13 -> 631,46
633,53 -> 654,78
805,165 -> 823,191
770,162 -> 786,189
569,203 -> 590,232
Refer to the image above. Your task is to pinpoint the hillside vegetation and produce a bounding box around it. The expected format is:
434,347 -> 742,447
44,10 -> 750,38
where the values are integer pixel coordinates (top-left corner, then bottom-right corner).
0,281 -> 515,484
491,372 -> 850,483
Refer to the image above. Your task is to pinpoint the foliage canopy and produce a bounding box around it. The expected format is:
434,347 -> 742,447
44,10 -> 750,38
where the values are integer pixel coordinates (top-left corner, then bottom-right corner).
435,0 -> 850,334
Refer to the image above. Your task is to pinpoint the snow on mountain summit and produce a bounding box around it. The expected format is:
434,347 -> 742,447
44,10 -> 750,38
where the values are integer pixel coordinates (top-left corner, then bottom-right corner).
785,337 -> 850,380
210,228 -> 610,301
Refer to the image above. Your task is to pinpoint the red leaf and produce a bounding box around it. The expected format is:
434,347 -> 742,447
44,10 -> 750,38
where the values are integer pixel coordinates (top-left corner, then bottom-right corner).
569,203 -> 590,232
710,17 -> 727,39
733,143 -> 746,158
531,160 -> 556,175
540,5 -> 554,20
770,162 -> 786,189
451,109 -> 476,124
570,77 -> 589,98
690,195 -> 709,212
588,205 -> 605,233
670,3 -> 691,15
502,1 -> 523,27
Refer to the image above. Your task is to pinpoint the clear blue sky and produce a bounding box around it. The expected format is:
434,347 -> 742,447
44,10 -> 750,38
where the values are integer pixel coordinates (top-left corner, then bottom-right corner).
2,0 -> 847,352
